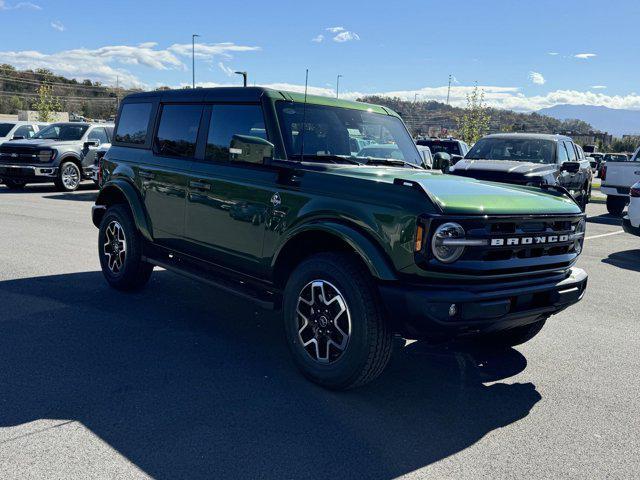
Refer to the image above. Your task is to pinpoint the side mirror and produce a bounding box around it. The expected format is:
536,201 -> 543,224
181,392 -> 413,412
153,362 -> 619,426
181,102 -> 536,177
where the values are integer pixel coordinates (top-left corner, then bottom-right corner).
433,152 -> 452,173
11,136 -> 25,140
561,161 -> 580,173
450,154 -> 463,165
84,140 -> 100,149
230,135 -> 274,164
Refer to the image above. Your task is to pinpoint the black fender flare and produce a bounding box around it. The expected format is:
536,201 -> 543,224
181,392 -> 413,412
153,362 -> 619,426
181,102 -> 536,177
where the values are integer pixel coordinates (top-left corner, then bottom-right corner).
92,179 -> 152,241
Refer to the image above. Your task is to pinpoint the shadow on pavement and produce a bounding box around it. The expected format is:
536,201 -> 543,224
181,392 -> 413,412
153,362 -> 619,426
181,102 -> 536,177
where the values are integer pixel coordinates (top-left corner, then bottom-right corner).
44,191 -> 98,202
587,213 -> 624,226
0,270 -> 540,479
602,249 -> 640,273
0,183 -> 96,195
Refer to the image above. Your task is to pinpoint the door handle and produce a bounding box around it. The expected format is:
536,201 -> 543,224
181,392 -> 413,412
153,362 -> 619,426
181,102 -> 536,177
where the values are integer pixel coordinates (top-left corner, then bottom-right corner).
189,180 -> 211,191
138,170 -> 155,179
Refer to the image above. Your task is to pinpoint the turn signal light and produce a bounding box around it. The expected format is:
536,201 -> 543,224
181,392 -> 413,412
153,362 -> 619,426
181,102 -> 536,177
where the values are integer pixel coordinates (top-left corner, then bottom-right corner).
415,224 -> 425,252
601,165 -> 607,181
631,183 -> 640,198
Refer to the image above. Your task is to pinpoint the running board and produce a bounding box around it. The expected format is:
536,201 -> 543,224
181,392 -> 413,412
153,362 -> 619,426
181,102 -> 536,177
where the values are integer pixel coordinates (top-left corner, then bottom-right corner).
144,254 -> 278,310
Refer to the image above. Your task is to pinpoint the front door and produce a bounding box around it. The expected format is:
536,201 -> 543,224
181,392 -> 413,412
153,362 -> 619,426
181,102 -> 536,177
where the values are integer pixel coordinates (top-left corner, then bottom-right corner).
184,103 -> 278,275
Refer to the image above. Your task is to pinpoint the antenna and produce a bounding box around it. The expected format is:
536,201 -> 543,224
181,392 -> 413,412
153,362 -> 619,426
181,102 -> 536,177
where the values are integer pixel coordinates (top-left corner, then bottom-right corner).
299,68 -> 309,162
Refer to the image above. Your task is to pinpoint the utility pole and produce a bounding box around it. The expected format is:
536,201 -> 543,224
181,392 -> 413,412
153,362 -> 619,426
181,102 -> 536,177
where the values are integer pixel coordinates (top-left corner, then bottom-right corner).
234,71 -> 248,87
192,34 -> 200,89
446,74 -> 452,105
336,74 -> 342,98
115,76 -> 119,110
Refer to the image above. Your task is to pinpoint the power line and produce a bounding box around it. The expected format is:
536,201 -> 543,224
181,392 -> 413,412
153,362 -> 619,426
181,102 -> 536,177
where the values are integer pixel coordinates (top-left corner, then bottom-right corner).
0,90 -> 117,102
0,75 -> 115,92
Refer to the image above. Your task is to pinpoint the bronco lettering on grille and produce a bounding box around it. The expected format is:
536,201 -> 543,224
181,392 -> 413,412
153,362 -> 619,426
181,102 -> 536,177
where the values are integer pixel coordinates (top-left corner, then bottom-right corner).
490,235 -> 570,246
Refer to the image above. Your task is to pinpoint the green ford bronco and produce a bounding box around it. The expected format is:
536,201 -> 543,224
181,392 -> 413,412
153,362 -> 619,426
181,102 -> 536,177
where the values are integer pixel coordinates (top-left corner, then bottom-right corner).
92,87 -> 587,389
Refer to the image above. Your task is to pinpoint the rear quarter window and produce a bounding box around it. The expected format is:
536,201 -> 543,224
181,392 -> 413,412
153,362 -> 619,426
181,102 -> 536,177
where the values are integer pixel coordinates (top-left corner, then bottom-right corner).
114,103 -> 153,145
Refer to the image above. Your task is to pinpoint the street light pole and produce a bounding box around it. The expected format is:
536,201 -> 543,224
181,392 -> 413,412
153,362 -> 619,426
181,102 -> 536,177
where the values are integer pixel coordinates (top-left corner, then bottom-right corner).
336,74 -> 342,98
234,71 -> 248,87
192,34 -> 200,89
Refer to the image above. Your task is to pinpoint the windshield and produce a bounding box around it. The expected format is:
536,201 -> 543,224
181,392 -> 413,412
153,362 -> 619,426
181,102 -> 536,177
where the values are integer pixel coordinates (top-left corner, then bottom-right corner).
417,140 -> 460,156
275,101 -> 422,166
34,124 -> 88,141
466,137 -> 555,164
604,153 -> 631,162
0,123 -> 15,137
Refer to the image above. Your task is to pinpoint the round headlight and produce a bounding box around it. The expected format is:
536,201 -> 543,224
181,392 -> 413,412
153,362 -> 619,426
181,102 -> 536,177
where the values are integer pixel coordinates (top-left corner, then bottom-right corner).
431,222 -> 466,263
574,218 -> 586,254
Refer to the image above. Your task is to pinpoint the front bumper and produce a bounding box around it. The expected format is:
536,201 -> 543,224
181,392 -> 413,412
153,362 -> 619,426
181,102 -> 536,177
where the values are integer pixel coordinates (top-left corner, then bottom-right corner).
0,164 -> 58,181
622,216 -> 640,236
379,267 -> 588,339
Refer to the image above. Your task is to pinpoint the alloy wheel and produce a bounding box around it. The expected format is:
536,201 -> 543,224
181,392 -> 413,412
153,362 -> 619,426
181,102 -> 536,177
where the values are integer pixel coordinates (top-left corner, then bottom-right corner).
103,220 -> 127,274
296,280 -> 352,364
61,163 -> 80,190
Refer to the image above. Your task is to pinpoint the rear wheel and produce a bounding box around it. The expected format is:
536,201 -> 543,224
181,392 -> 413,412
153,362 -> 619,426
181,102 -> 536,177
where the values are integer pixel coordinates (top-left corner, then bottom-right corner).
98,204 -> 153,291
54,161 -> 81,192
606,195 -> 626,216
283,252 -> 392,390
3,179 -> 27,190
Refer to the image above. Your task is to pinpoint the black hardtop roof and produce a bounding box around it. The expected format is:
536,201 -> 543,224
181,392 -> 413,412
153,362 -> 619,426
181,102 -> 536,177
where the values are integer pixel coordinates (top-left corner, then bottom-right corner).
124,86 -> 268,103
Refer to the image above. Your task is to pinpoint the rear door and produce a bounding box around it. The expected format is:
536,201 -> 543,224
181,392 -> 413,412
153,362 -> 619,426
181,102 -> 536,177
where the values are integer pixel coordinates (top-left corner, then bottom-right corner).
184,103 -> 277,275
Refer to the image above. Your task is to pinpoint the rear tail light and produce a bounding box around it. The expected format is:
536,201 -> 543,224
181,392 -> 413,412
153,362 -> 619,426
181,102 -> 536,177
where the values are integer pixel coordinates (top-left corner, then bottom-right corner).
631,183 -> 640,198
97,155 -> 103,187
601,165 -> 607,181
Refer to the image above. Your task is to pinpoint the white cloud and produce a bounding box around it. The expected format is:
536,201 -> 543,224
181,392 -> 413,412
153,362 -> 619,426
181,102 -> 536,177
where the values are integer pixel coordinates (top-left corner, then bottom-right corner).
326,26 -> 345,33
311,34 -> 324,43
574,53 -> 596,59
0,41 -> 260,87
528,71 -> 546,85
333,31 -> 360,43
591,85 -> 607,90
547,52 -> 559,56
218,62 -> 234,77
0,1 -> 41,9
50,20 -> 64,32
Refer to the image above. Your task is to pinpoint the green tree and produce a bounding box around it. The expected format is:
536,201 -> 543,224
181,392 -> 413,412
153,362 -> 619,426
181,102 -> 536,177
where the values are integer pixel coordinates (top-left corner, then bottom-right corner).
457,84 -> 491,144
33,84 -> 62,122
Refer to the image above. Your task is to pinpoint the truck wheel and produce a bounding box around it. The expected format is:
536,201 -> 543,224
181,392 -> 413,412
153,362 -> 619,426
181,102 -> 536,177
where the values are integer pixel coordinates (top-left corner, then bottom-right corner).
98,204 -> 153,291
54,161 -> 81,192
484,319 -> 547,349
283,252 -> 392,390
3,179 -> 27,190
606,195 -> 626,216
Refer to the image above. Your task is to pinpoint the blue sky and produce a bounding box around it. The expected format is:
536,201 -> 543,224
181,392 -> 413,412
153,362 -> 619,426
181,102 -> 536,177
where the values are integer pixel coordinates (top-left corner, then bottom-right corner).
1,0 -> 639,111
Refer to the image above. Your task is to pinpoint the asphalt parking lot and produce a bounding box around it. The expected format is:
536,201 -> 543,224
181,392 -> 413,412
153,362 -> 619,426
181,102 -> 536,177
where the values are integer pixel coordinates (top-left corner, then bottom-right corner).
0,183 -> 638,480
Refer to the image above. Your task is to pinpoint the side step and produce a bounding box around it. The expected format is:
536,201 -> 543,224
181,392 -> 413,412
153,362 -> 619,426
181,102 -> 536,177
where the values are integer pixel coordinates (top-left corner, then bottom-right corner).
144,252 -> 279,310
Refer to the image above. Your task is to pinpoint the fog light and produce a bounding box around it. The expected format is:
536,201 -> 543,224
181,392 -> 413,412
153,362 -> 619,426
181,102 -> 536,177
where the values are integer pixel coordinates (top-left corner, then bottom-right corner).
449,304 -> 457,317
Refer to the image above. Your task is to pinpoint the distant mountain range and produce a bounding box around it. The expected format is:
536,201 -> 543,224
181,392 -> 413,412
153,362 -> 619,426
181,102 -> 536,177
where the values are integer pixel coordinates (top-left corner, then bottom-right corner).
538,105 -> 640,137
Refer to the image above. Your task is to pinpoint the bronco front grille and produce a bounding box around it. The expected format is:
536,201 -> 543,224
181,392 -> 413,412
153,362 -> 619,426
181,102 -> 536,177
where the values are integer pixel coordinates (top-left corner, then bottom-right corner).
422,214 -> 584,276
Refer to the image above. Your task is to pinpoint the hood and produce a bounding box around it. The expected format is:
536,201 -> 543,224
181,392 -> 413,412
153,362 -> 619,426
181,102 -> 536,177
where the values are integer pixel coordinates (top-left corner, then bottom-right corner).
0,139 -> 78,149
451,158 -> 555,176
326,166 -> 580,215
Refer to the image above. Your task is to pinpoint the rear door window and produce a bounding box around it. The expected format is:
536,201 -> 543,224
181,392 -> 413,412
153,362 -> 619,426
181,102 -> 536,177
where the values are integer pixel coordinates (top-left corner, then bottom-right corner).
13,124 -> 35,139
88,127 -> 109,144
115,103 -> 153,145
154,104 -> 203,158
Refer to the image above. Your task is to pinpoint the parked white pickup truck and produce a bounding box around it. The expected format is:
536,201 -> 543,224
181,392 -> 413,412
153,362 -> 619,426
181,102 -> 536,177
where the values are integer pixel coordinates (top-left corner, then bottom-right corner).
601,148 -> 640,215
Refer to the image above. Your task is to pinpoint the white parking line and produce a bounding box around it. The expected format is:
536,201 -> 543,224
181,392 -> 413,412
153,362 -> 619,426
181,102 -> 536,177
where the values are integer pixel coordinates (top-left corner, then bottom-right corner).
585,230 -> 624,240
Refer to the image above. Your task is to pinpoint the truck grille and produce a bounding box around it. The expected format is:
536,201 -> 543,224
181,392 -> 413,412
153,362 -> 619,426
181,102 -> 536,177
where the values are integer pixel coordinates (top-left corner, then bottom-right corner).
0,145 -> 39,163
424,214 -> 584,277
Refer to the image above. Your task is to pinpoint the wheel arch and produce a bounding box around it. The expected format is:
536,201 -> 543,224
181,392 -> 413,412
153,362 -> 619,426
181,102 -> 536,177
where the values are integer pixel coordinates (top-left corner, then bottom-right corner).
271,222 -> 397,288
93,179 -> 152,241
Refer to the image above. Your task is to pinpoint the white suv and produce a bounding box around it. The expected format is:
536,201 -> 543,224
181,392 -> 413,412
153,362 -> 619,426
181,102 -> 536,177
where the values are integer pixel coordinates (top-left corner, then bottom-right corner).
0,121 -> 48,146
622,182 -> 640,236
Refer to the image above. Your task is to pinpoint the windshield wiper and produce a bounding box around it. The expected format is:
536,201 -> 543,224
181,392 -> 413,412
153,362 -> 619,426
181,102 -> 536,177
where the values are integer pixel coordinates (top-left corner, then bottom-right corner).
289,154 -> 363,165
361,157 -> 422,169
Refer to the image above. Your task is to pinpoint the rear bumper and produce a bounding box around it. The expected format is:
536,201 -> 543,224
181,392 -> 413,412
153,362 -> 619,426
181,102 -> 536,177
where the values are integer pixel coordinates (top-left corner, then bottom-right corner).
622,216 -> 640,236
379,267 -> 588,339
601,185 -> 630,197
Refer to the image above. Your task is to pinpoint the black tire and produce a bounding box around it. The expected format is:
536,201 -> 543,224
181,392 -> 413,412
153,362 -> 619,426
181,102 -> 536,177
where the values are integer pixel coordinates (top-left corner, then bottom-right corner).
606,195 -> 626,216
98,204 -> 153,291
54,160 -> 82,192
3,179 -> 27,190
283,252 -> 392,390
483,319 -> 547,349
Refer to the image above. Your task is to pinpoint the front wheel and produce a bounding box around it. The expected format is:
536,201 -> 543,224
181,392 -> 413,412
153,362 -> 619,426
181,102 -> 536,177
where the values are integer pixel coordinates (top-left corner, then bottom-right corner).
283,252 -> 392,390
54,161 -> 82,192
98,204 -> 153,291
3,179 -> 27,190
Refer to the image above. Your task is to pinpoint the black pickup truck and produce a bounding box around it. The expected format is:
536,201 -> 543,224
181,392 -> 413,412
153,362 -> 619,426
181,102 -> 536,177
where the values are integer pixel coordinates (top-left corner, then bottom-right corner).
450,133 -> 593,210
